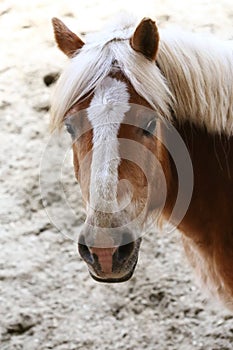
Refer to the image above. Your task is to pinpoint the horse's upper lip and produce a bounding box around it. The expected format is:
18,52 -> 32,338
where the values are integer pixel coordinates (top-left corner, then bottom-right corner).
89,258 -> 138,283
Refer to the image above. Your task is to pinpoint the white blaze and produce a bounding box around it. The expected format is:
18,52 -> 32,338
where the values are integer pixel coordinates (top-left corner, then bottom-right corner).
87,77 -> 130,216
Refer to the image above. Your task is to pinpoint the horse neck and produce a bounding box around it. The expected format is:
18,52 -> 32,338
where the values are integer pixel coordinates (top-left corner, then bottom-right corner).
163,121 -> 233,241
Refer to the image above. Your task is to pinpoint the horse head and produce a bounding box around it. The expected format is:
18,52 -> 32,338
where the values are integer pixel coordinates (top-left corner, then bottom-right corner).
51,17 -> 172,282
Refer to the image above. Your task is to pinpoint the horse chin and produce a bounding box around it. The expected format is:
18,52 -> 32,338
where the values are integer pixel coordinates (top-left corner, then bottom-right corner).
89,259 -> 138,283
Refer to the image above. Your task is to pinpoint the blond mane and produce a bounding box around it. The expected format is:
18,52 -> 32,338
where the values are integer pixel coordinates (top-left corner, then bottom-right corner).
50,14 -> 233,135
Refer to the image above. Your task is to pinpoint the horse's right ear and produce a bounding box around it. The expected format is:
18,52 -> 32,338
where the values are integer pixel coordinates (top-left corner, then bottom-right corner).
52,18 -> 84,58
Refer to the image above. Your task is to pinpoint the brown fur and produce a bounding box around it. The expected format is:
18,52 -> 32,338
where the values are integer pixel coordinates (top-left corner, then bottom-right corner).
173,123 -> 233,307
158,120 -> 233,307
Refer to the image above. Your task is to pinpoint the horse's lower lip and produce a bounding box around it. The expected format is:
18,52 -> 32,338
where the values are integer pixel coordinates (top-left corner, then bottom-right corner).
89,260 -> 137,283
90,270 -> 134,283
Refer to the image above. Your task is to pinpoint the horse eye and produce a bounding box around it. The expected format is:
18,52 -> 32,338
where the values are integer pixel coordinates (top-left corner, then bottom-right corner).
65,123 -> 75,137
143,119 -> 157,136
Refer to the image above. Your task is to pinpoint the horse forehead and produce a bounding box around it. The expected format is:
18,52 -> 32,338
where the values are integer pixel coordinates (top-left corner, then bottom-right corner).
87,76 -> 130,141
93,75 -> 128,100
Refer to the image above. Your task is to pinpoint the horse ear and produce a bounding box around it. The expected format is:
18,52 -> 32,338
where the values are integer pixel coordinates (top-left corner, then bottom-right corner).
52,17 -> 84,57
130,18 -> 159,61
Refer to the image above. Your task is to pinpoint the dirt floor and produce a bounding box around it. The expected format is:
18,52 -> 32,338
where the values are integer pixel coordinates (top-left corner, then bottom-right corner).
1,1 -> 233,349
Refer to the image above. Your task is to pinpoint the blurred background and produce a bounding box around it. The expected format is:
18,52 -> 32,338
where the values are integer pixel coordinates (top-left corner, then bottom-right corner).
0,1 -> 233,349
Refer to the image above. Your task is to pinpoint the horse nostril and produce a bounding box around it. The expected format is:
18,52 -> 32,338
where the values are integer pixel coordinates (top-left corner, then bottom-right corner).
78,236 -> 94,265
116,242 -> 135,262
115,232 -> 135,262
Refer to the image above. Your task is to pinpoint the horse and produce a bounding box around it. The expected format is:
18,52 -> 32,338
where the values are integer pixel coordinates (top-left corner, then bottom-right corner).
50,14 -> 233,309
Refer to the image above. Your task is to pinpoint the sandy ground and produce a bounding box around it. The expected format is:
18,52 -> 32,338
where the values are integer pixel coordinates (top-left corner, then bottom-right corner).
1,0 -> 233,349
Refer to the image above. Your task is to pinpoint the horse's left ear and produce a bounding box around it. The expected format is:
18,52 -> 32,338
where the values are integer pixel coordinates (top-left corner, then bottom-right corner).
52,17 -> 84,58
130,18 -> 159,61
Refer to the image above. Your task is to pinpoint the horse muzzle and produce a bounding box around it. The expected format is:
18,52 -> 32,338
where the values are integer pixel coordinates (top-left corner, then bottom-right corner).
78,231 -> 141,283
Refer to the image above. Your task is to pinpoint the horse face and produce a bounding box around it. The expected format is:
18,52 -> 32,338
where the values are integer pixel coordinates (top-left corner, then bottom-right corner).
52,17 -> 169,282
